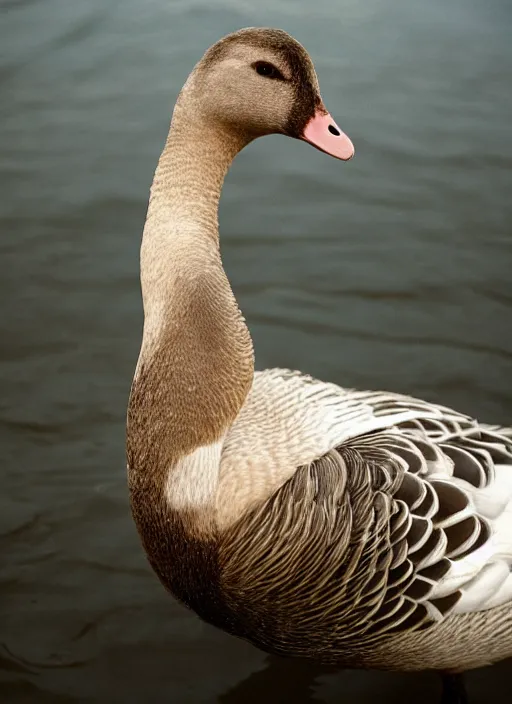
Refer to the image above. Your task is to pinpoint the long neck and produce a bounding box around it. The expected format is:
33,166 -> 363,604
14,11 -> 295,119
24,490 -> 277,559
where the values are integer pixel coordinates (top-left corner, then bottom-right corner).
127,87 -> 255,511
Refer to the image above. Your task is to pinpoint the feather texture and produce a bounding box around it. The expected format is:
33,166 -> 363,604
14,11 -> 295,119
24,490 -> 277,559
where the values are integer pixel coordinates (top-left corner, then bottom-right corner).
213,368 -> 512,665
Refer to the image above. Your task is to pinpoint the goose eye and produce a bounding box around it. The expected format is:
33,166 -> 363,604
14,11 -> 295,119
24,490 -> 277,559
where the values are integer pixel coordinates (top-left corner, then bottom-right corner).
253,61 -> 284,80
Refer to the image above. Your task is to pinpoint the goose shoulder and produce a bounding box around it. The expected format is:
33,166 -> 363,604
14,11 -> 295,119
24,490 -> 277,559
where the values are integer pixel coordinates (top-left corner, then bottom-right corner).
217,368 -> 512,656
219,366 -> 475,519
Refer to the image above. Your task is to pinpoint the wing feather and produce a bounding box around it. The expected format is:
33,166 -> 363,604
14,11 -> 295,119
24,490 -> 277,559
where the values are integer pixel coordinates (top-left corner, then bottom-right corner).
218,368 -> 512,657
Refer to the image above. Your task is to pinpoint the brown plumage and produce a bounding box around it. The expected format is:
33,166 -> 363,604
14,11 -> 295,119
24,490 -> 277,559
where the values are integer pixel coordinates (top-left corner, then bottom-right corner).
126,28 -> 512,701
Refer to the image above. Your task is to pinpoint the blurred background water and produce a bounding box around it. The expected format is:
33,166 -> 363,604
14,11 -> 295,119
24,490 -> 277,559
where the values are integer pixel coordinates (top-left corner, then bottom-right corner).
1,0 -> 512,701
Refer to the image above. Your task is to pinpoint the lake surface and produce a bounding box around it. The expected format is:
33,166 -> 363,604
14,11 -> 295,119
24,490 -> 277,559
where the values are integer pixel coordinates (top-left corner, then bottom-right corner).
1,0 -> 511,701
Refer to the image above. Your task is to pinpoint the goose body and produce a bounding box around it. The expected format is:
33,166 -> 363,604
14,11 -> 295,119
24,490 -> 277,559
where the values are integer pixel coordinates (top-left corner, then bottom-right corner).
127,27 -> 512,693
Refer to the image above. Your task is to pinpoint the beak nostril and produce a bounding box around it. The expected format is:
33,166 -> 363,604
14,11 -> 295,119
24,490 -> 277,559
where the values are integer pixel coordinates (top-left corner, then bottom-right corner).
328,125 -> 341,136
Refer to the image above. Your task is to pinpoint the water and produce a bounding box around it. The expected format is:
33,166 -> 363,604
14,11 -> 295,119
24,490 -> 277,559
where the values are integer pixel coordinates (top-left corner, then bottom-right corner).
1,0 -> 511,701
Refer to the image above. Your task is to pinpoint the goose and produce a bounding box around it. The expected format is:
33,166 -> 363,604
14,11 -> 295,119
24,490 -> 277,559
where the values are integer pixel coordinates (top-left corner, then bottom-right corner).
126,27 -> 512,703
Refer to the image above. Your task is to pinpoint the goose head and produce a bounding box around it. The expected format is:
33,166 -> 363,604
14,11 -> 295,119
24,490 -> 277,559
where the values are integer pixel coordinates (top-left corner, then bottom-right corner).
181,27 -> 354,161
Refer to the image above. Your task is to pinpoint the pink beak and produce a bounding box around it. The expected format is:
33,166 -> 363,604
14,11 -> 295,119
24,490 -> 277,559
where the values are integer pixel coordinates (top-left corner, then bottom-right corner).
301,107 -> 354,161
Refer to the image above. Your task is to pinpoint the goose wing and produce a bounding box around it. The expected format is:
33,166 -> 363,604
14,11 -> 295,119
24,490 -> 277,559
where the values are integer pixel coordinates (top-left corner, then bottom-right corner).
218,369 -> 512,655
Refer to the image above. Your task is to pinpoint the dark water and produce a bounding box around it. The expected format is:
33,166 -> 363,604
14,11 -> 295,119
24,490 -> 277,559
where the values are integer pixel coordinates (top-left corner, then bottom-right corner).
1,0 -> 512,701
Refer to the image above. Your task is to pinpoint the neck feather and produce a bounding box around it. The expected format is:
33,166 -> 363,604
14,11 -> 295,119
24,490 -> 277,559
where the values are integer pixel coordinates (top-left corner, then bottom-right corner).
127,85 -> 255,506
